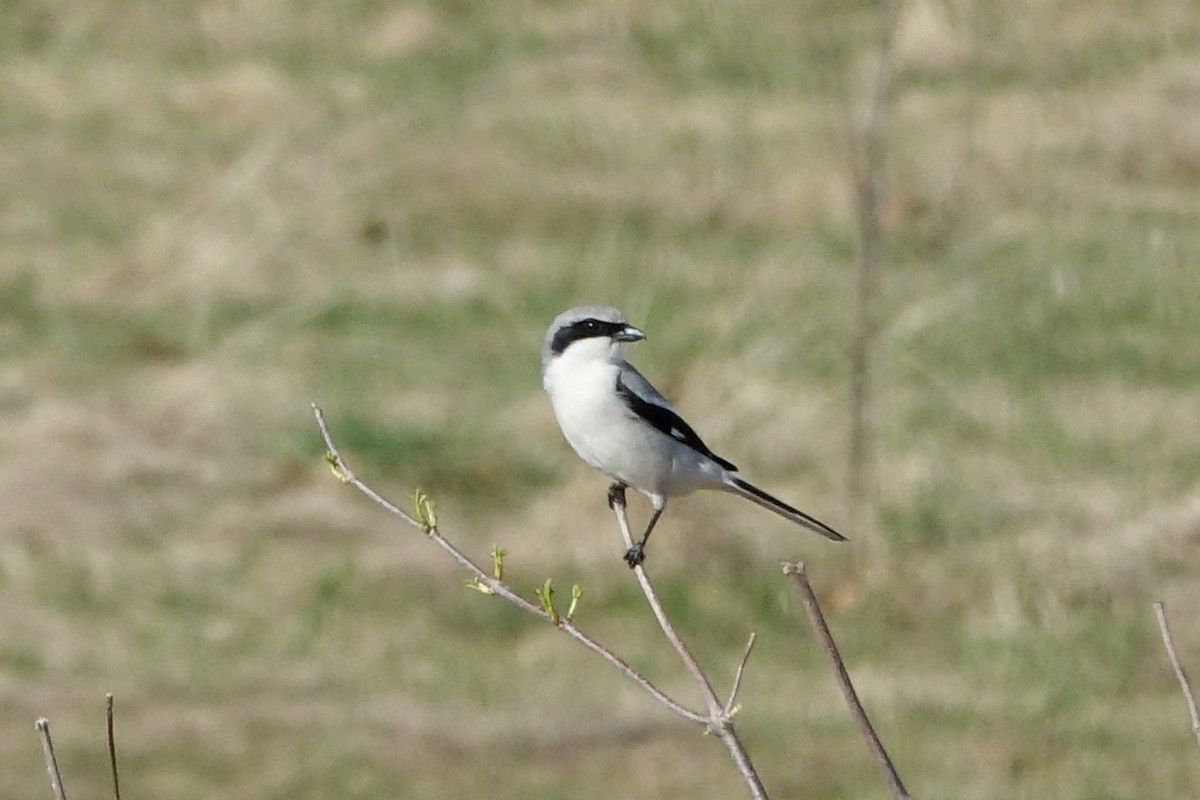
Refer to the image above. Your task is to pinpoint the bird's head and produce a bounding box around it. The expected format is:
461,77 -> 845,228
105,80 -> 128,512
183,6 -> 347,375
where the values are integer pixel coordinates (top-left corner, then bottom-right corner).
541,305 -> 646,370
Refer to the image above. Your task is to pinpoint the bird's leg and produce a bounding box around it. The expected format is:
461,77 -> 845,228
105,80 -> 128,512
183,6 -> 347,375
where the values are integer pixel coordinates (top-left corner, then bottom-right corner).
624,502 -> 666,569
606,482 -> 627,511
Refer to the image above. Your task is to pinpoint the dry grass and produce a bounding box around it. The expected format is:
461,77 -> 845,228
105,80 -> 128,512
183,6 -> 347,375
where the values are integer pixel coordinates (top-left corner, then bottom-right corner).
2,1 -> 1200,797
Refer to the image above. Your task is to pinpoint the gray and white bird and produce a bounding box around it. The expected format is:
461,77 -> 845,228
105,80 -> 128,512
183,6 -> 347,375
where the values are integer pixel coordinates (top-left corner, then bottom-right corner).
541,304 -> 845,568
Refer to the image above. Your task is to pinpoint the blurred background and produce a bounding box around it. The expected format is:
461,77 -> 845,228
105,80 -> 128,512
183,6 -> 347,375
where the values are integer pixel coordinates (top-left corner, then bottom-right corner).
2,1 -> 1199,797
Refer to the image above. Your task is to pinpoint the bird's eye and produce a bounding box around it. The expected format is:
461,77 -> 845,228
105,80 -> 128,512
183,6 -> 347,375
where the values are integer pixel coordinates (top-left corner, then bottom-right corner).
582,320 -> 599,331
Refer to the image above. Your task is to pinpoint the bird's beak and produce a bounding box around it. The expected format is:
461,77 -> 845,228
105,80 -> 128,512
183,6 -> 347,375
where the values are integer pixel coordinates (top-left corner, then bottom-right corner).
615,325 -> 646,343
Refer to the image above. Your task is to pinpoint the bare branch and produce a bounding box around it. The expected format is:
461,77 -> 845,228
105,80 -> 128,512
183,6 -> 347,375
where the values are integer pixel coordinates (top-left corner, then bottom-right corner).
106,694 -> 120,800
1154,601 -> 1200,752
34,718 -> 68,800
725,632 -> 758,716
311,404 -> 706,725
784,562 -> 912,800
609,487 -> 769,799
608,490 -> 723,707
559,617 -> 706,724
847,0 -> 899,519
313,404 -> 423,530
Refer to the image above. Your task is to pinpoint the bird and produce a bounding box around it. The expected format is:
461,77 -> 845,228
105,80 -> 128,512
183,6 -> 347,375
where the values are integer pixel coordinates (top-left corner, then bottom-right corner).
541,304 -> 846,568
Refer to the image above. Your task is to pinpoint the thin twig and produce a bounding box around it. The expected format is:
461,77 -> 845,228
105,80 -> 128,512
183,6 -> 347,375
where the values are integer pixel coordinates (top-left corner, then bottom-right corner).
847,0 -> 898,518
608,491 -> 725,707
106,694 -> 120,800
35,718 -> 68,800
784,562 -> 912,800
725,633 -> 758,715
559,617 -> 706,724
609,488 -> 769,800
311,404 -> 706,725
1154,601 -> 1200,752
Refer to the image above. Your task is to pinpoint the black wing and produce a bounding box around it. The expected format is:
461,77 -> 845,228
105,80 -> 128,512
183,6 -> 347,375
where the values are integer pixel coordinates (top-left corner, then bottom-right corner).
615,372 -> 738,472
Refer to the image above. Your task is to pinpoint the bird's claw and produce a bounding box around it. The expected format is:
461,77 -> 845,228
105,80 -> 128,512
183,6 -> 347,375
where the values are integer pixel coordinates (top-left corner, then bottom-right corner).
623,543 -> 645,569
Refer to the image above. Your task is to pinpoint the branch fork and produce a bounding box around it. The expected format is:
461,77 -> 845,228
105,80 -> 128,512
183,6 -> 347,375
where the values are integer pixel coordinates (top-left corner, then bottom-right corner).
311,403 -> 911,799
313,405 -> 764,790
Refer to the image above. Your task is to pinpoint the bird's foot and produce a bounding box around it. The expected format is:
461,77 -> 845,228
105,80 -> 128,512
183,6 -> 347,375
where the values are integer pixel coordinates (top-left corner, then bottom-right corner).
606,482 -> 627,510
623,543 -> 646,569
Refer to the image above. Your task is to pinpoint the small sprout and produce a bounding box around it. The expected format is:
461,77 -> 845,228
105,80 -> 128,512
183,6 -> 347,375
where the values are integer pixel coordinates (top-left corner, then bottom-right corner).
535,578 -> 558,623
566,584 -> 583,621
728,704 -> 743,719
465,577 -> 496,595
411,489 -> 438,532
465,548 -> 506,596
324,451 -> 348,482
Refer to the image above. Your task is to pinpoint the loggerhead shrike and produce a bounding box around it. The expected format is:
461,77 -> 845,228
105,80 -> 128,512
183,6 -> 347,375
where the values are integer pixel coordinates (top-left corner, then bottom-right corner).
541,305 -> 845,568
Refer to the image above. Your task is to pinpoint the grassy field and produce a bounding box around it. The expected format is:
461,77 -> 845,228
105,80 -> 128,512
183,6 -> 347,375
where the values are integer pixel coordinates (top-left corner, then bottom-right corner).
3,1 -> 1200,797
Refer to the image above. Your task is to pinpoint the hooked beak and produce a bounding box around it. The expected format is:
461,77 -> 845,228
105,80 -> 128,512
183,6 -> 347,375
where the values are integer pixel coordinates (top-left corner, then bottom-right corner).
615,325 -> 646,343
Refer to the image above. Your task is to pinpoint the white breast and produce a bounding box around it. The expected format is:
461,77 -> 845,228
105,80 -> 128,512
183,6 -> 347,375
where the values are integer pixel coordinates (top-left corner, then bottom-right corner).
544,350 -> 633,475
543,346 -> 726,497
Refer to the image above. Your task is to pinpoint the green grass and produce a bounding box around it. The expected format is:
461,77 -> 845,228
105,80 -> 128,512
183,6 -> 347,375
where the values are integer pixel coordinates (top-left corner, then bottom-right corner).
2,1 -> 1199,798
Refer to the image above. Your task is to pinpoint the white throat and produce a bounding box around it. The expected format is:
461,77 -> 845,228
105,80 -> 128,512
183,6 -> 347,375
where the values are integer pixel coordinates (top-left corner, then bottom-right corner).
543,337 -> 624,393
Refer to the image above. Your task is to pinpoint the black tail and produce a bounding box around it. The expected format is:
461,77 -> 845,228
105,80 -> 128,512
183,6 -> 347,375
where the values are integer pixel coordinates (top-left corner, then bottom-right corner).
727,476 -> 846,542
